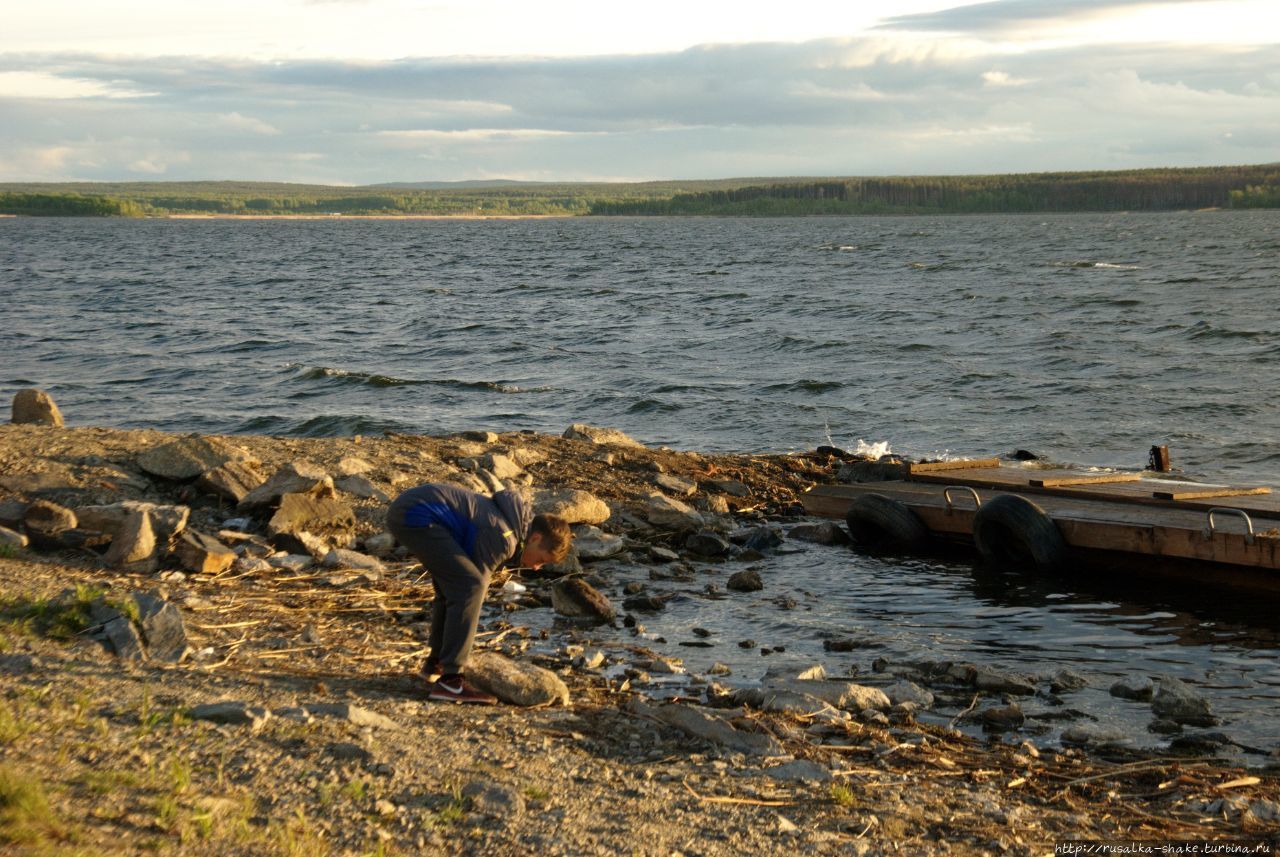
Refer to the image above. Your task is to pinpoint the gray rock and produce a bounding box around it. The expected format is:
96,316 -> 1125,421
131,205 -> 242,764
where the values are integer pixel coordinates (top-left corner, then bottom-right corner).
550,577 -> 615,623
740,526 -> 784,552
732,688 -> 836,716
77,502 -> 189,544
0,500 -> 26,529
646,494 -> 704,532
1061,725 -> 1131,748
1152,676 -> 1216,725
532,488 -> 611,525
268,493 -> 356,544
572,526 -> 626,560
786,522 -> 851,546
562,424 -> 644,448
0,526 -> 28,550
704,479 -> 750,498
102,616 -> 146,662
138,436 -> 243,481
336,456 -> 375,476
304,702 -> 400,730
22,500 -> 77,546
631,698 -> 782,755
478,453 -> 524,480
321,549 -> 386,575
132,591 -> 190,663
648,545 -> 679,563
1148,718 -> 1182,735
467,651 -> 571,707
1110,676 -> 1155,701
11,388 -> 64,426
685,530 -> 731,558
191,701 -> 272,731
459,431 -> 499,445
835,460 -> 910,483
270,530 -> 331,560
462,781 -> 526,817
973,667 -> 1038,695
238,461 -> 333,510
102,509 -> 158,573
978,703 -> 1025,730
654,474 -> 697,496
884,680 -> 934,708
174,530 -> 237,575
1050,669 -> 1089,693
727,569 -> 764,592
773,679 -> 890,711
362,532 -> 396,557
764,760 -> 832,782
198,460 -> 266,504
334,474 -> 390,502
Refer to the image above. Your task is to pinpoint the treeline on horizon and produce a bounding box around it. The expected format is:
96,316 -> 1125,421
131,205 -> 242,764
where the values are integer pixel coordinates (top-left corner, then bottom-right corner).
2,165 -> 1278,217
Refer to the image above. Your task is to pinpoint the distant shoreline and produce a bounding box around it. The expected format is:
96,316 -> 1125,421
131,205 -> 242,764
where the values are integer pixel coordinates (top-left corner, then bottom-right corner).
164,213 -> 574,221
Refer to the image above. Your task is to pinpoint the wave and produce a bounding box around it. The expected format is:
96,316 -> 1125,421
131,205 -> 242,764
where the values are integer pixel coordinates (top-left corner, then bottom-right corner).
627,398 -> 685,414
761,379 -> 845,394
234,413 -> 411,437
287,364 -> 551,394
1186,322 -> 1267,342
1049,260 -> 1142,270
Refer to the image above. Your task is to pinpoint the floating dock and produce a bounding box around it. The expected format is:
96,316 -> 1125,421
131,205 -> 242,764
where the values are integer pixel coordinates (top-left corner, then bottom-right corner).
801,459 -> 1280,591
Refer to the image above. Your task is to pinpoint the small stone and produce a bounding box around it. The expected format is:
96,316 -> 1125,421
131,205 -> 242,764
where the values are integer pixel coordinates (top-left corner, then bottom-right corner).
533,488 -> 611,526
11,388 -> 64,426
1061,725 -> 1130,748
132,591 -> 190,663
648,545 -> 679,563
884,680 -> 934,708
738,639 -> 756,649
174,530 -> 237,575
740,527 -> 783,552
764,760 -> 832,782
654,474 -> 697,496
0,654 -> 36,674
572,526 -> 627,560
334,474 -> 390,502
1152,676 -> 1216,725
705,479 -> 749,498
462,781 -> 526,817
362,532 -> 396,557
326,742 -> 373,763
978,703 -> 1025,731
776,815 -> 799,834
972,667 -> 1037,695
1148,718 -> 1182,735
336,456 -> 375,476
238,461 -> 333,510
374,799 -> 397,817
727,569 -> 764,592
191,701 -> 271,731
321,549 -> 386,575
0,526 -> 28,550
646,494 -> 704,532
707,662 -> 732,676
304,702 -> 400,730
459,431 -> 499,445
622,594 -> 670,612
1050,669 -> 1089,693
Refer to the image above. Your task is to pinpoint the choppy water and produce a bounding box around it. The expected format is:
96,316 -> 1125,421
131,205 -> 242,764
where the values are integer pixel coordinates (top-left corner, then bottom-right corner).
3,212 -> 1280,753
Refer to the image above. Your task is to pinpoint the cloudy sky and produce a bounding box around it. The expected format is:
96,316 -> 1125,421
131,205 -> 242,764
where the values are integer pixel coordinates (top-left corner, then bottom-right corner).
1,0 -> 1277,184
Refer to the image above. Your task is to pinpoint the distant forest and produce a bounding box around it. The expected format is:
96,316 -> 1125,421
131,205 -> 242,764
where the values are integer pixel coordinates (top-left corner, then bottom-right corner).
2,165 -> 1278,217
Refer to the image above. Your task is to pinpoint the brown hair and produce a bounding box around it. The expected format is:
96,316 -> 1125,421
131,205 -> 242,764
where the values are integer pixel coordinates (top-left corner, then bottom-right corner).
529,514 -> 573,562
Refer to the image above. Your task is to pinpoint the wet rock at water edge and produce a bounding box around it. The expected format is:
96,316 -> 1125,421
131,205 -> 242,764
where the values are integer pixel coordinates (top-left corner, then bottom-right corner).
884,680 -> 934,709
738,526 -> 783,553
1050,669 -> 1089,693
623,593 -> 672,613
972,667 -> 1037,695
1110,676 -> 1155,701
467,651 -> 571,707
727,569 -> 764,592
550,577 -> 616,624
11,388 -> 65,426
572,525 -> 627,560
978,703 -> 1025,731
785,521 -> 851,546
685,530 -> 731,558
1060,724 -> 1131,748
1151,676 -> 1217,726
562,424 -> 645,448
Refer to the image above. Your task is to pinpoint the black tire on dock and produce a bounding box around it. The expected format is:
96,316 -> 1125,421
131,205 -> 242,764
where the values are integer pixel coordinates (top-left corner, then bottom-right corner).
972,493 -> 1068,573
845,494 -> 930,553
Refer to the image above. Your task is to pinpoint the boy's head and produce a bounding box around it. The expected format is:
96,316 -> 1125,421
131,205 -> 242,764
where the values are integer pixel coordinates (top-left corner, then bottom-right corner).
520,514 -> 572,569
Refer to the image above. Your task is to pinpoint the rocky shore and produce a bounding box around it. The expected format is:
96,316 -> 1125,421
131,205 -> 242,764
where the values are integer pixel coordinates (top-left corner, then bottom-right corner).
1,394 -> 1277,855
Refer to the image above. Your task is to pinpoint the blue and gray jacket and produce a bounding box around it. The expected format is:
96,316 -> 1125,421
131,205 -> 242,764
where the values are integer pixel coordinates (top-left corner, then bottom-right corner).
387,482 -> 533,572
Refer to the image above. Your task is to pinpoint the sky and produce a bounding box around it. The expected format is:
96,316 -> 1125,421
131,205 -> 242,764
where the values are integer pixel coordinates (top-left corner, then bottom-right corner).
0,0 -> 1277,184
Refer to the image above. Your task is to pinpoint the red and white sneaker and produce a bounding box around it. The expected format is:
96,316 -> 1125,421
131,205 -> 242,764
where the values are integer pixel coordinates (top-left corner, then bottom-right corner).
428,675 -> 498,705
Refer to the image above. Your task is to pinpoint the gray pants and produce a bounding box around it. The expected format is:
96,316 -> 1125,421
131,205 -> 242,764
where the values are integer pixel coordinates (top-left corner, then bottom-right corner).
388,523 -> 489,675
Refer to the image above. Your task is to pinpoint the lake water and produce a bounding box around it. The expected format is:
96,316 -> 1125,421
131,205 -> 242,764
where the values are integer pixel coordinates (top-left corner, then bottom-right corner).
3,212 -> 1279,753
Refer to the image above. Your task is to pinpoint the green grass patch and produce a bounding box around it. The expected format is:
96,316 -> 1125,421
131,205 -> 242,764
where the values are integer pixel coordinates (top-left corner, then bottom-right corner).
829,783 -> 858,808
0,543 -> 21,560
0,765 -> 69,847
523,785 -> 550,801
0,585 -> 107,641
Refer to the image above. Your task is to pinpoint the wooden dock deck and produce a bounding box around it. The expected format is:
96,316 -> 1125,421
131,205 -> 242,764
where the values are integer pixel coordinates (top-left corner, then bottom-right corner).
801,460 -> 1280,588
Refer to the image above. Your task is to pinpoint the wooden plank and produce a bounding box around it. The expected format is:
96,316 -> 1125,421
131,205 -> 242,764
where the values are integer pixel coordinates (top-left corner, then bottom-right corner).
1030,474 -> 1143,488
908,458 -> 1001,474
1153,487 -> 1271,501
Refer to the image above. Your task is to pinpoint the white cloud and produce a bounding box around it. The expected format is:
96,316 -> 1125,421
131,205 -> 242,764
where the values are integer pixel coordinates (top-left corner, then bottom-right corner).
0,71 -> 155,100
216,112 -> 281,135
982,70 -> 1034,86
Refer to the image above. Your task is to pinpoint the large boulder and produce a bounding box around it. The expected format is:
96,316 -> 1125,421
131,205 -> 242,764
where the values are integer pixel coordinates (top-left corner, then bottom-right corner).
467,652 -> 570,707
562,424 -> 645,448
76,502 -> 189,544
102,508 -> 159,573
137,436 -> 246,481
1152,676 -> 1216,726
197,460 -> 266,504
238,462 -> 333,510
533,488 -> 610,526
11,388 -> 64,426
